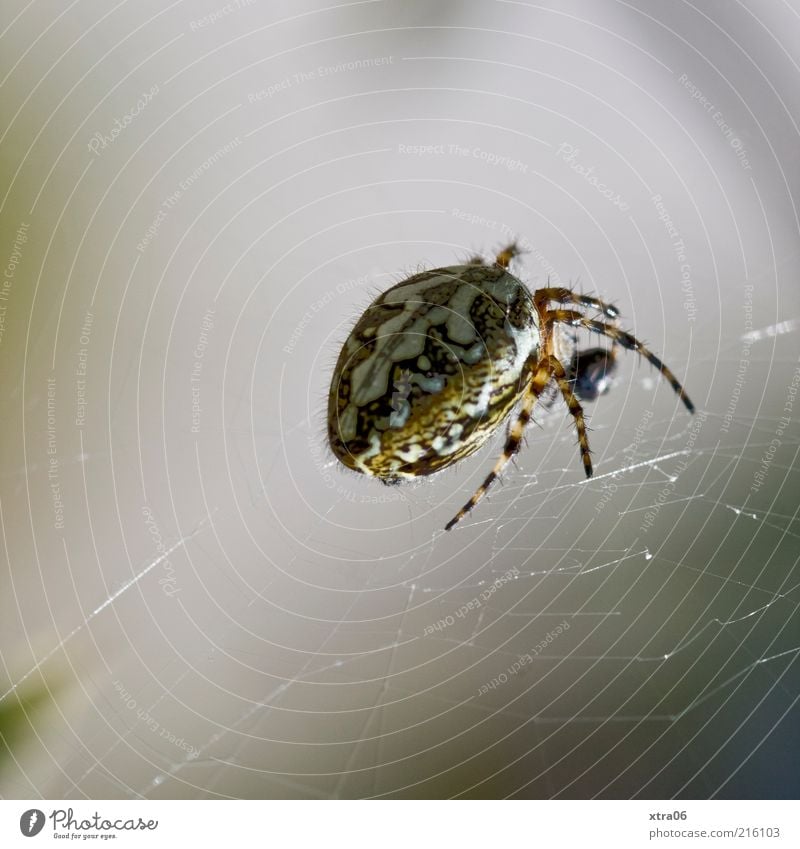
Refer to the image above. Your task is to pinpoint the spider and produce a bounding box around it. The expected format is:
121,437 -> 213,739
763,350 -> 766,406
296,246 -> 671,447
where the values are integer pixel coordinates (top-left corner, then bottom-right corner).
327,243 -> 694,530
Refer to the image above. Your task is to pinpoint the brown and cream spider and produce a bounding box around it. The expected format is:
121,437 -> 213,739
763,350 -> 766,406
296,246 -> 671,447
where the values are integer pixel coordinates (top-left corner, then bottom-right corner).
327,243 -> 694,530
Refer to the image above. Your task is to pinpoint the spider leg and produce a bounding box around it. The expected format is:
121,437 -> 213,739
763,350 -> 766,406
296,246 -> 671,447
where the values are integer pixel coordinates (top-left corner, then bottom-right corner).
534,286 -> 619,320
445,356 -> 560,531
546,355 -> 593,477
545,309 -> 695,413
533,287 -> 621,401
494,242 -> 525,269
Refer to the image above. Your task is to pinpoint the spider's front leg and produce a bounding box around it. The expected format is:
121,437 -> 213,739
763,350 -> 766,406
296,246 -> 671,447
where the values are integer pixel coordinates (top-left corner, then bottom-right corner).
533,287 -> 620,402
533,286 -> 620,321
547,309 -> 695,412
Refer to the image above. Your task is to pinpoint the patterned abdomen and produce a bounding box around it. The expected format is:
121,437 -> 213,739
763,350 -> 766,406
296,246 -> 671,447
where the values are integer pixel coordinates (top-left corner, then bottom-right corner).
327,264 -> 540,479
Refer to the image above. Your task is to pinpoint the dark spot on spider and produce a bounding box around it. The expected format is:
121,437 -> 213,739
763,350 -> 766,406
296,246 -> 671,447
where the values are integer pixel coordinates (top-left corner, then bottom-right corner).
569,347 -> 617,401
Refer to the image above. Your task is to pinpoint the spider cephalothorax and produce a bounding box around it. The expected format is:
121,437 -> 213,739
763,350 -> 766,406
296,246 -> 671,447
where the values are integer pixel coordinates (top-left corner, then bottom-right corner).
327,244 -> 694,530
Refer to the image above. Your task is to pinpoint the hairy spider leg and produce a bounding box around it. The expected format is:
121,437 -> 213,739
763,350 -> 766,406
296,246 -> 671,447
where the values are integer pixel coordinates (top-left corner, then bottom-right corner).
535,288 -> 621,394
494,242 -> 525,269
464,243 -> 524,268
534,286 -> 620,320
444,354 -> 589,530
545,309 -> 695,413
536,289 -> 622,397
547,355 -> 593,477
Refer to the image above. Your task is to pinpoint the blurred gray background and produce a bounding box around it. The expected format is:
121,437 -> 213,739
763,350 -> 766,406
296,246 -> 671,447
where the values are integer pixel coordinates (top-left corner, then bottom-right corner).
0,0 -> 798,798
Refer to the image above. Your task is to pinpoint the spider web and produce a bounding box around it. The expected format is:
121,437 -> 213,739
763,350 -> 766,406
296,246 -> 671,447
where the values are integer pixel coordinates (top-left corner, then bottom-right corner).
2,307 -> 797,800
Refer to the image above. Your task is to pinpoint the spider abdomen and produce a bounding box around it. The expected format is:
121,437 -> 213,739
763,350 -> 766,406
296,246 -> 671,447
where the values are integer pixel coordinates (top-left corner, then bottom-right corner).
327,264 -> 540,479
